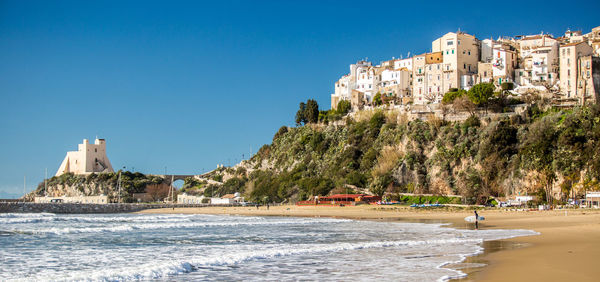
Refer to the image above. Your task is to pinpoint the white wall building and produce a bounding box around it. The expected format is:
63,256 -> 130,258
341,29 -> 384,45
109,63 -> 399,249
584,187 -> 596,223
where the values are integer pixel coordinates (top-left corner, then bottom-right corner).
35,195 -> 108,204
56,138 -> 114,176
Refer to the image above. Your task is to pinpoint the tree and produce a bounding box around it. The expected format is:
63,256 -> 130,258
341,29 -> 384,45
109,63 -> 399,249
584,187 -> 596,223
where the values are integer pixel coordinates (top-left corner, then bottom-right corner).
373,92 -> 383,106
453,95 -> 476,116
305,99 -> 319,123
442,89 -> 466,105
337,100 -> 351,115
295,102 -> 307,125
146,183 -> 170,202
468,83 -> 495,107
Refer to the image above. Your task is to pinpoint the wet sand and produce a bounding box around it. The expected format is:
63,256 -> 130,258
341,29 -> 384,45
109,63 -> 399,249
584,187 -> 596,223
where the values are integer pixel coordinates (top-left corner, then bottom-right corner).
139,205 -> 600,281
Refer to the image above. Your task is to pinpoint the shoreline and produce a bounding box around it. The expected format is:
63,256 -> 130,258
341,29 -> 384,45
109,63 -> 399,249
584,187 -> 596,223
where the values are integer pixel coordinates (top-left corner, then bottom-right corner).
139,205 -> 600,281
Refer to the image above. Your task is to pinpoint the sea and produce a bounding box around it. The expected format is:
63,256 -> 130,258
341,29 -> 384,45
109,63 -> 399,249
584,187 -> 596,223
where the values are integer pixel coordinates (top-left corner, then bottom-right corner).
0,213 -> 538,281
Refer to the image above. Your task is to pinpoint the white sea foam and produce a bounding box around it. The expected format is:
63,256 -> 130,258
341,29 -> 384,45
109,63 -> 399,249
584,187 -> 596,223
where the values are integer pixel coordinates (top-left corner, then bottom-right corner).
0,214 -> 538,282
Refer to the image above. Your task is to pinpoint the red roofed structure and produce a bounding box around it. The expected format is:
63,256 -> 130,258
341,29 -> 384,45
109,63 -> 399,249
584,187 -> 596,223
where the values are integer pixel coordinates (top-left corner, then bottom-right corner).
297,194 -> 381,206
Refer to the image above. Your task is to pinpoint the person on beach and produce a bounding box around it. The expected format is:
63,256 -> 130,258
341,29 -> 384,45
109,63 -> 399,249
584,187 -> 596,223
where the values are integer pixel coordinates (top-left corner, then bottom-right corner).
474,210 -> 479,230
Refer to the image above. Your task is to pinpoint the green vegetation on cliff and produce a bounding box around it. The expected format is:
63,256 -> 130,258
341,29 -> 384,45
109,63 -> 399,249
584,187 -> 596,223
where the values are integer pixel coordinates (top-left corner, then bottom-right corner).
230,104 -> 600,205
28,171 -> 166,203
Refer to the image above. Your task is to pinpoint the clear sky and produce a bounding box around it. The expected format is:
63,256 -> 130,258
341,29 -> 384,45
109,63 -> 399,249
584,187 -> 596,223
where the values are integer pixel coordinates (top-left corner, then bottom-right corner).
1,0 -> 599,198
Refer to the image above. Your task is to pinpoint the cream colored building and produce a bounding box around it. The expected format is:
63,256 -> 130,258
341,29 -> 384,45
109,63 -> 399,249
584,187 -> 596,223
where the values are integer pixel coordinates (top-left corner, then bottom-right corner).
431,31 -> 480,92
514,34 -> 560,90
177,193 -> 208,204
331,60 -> 371,110
576,56 -> 600,104
559,42 -> 594,99
480,39 -> 517,86
56,138 -> 114,176
35,195 -> 108,204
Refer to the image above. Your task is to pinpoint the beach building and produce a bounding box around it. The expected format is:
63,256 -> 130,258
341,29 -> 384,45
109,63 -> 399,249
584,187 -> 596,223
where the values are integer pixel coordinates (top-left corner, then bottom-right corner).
34,195 -> 108,204
583,192 -> 600,208
177,193 -> 208,204
210,193 -> 245,205
297,194 -> 381,206
55,138 -> 114,176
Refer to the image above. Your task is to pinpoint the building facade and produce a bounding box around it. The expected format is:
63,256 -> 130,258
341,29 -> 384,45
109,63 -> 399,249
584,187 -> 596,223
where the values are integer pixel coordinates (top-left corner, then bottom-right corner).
559,42 -> 594,99
55,138 -> 114,176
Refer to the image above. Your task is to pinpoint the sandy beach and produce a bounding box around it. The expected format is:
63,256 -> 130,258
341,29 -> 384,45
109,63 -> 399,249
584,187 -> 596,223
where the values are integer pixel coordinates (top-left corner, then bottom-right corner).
139,205 -> 600,281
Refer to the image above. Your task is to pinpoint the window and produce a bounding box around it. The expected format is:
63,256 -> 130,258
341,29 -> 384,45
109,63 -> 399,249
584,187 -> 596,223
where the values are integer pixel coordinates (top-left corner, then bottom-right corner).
458,40 -> 461,45
437,75 -> 440,80
447,74 -> 450,79
468,51 -> 471,55
463,64 -> 466,69
568,69 -> 570,76
446,50 -> 449,55
452,49 -> 454,54
447,40 -> 454,46
484,71 -> 487,76
95,149 -> 97,152
437,65 -> 440,70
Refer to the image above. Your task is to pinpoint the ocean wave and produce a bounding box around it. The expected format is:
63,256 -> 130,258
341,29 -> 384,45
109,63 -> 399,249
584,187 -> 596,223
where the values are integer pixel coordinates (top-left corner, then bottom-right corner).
23,238 -> 486,281
9,218 -> 353,235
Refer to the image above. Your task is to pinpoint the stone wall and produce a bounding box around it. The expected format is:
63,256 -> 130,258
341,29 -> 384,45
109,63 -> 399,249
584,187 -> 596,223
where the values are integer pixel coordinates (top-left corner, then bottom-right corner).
0,202 -> 162,214
0,202 -> 240,214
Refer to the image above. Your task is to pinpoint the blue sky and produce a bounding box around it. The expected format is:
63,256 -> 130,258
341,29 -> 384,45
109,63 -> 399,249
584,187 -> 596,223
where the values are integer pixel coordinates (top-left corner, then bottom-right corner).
1,0 -> 599,197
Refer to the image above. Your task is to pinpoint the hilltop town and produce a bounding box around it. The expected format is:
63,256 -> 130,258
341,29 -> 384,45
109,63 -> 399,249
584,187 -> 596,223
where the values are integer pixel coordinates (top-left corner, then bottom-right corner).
330,27 -> 600,114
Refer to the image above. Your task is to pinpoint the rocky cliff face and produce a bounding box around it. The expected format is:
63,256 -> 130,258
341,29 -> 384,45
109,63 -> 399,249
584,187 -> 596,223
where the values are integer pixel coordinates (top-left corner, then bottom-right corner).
25,172 -> 165,203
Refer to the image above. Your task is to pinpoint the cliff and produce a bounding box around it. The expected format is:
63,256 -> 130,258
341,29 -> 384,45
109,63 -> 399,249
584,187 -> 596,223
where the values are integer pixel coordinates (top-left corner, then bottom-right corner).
207,105 -> 600,205
24,172 -> 166,203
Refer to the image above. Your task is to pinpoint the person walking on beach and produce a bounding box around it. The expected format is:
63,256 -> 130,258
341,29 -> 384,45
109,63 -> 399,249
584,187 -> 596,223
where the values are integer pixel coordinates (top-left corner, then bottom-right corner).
474,210 -> 479,230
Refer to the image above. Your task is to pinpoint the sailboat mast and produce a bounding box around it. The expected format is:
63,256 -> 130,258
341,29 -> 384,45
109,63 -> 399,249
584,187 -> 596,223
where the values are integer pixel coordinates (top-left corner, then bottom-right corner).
117,171 -> 122,203
171,175 -> 175,203
44,168 -> 47,197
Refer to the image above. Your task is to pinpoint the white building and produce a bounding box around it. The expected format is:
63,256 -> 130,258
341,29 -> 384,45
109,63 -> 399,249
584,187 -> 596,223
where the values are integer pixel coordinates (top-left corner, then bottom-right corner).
177,193 -> 207,204
56,138 -> 114,176
210,193 -> 245,205
35,195 -> 108,204
480,39 -> 518,86
514,34 -> 560,91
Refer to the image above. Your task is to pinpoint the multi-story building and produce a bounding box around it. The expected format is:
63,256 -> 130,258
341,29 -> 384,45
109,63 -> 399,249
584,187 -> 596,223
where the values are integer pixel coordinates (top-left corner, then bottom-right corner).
514,34 -> 560,89
479,39 -> 518,86
432,31 -> 480,93
331,27 -> 600,110
412,52 -> 445,104
559,42 -> 594,99
378,65 -> 412,104
331,60 -> 371,109
585,26 -> 600,56
577,56 -> 600,104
